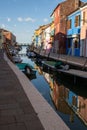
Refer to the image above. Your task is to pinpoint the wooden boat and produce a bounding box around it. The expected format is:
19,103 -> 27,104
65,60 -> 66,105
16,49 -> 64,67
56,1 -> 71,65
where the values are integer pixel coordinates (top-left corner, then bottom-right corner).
16,63 -> 36,76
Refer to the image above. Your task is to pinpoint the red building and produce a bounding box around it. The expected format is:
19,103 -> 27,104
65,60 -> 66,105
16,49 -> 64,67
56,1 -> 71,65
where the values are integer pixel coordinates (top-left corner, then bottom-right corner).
51,0 -> 84,54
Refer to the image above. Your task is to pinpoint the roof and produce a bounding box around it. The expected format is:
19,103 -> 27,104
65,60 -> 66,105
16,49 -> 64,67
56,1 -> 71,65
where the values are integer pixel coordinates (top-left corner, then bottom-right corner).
50,0 -> 84,17
50,4 -> 60,17
80,2 -> 87,8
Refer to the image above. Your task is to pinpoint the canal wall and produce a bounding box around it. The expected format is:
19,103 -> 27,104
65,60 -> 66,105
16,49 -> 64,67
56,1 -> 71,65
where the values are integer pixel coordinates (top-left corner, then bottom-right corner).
4,53 -> 70,130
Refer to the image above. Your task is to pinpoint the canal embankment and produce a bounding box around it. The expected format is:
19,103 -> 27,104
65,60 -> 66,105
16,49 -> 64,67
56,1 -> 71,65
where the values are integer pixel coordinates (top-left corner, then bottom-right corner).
34,49 -> 87,69
0,49 -> 70,130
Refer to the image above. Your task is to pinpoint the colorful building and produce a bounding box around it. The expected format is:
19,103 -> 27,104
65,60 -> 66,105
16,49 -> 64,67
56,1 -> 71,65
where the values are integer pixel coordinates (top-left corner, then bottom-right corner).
3,29 -> 16,45
78,96 -> 87,125
80,3 -> 87,57
50,16 -> 55,53
43,23 -> 52,53
51,0 -> 84,54
0,29 -> 5,48
0,29 -> 16,48
66,9 -> 81,56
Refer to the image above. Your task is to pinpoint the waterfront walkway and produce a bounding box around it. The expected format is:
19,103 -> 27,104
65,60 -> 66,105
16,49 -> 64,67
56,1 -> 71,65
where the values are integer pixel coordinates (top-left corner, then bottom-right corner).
0,50 -> 44,130
0,50 -> 70,130
34,49 -> 87,69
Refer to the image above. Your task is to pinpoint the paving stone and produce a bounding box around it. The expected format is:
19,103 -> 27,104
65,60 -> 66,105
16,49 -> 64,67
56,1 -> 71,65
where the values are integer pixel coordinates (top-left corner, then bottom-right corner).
0,125 -> 9,130
8,123 -> 27,130
0,116 -> 16,125
0,50 -> 45,130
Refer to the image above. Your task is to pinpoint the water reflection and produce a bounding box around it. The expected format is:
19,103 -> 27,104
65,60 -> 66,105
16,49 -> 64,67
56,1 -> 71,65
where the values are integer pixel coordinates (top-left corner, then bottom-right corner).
41,67 -> 87,128
19,46 -> 87,130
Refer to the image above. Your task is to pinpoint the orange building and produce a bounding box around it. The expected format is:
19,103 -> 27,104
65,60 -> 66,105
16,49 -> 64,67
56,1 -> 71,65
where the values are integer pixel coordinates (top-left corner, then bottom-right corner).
3,29 -> 16,45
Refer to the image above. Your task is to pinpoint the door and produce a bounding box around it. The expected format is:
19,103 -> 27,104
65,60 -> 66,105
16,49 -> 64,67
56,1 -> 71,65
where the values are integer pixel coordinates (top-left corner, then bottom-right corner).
72,39 -> 74,56
85,38 -> 87,57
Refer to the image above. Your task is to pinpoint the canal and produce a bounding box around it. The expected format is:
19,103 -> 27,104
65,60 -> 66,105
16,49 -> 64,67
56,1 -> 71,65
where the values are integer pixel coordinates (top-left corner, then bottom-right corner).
19,46 -> 87,130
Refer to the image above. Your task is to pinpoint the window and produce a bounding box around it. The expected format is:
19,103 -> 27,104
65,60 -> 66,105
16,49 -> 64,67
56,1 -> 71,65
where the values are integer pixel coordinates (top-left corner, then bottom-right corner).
83,11 -> 85,25
72,96 -> 77,107
75,15 -> 80,27
74,40 -> 78,48
67,19 -> 71,29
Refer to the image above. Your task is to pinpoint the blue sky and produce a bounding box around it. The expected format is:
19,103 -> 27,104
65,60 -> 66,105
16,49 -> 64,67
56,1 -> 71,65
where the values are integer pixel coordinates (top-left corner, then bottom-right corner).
0,0 -> 86,44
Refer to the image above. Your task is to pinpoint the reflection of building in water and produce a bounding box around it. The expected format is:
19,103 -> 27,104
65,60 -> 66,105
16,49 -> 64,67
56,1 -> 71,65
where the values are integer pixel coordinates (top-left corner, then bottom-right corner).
66,89 -> 78,112
78,96 -> 87,125
50,78 -> 75,122
50,78 -> 78,110
38,66 -> 87,125
43,72 -> 50,83
34,65 -> 43,75
43,72 -> 53,89
50,75 -> 87,125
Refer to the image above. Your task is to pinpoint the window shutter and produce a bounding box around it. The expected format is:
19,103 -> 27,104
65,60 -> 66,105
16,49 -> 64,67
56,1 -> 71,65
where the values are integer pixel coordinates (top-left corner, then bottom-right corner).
75,16 -> 78,27
83,11 -> 85,25
67,20 -> 71,29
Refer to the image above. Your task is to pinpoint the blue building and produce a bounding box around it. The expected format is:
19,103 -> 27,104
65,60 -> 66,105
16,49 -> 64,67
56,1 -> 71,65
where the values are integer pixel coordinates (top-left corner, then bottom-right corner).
66,90 -> 78,112
66,9 -> 81,56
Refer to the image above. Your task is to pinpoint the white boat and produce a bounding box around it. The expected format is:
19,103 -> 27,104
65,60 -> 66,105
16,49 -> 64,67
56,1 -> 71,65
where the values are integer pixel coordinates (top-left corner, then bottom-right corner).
26,51 -> 36,58
12,55 -> 22,63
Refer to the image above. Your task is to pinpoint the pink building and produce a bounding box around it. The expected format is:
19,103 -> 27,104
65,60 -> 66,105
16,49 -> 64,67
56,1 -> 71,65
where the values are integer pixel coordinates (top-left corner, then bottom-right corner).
78,96 -> 87,125
80,3 -> 87,57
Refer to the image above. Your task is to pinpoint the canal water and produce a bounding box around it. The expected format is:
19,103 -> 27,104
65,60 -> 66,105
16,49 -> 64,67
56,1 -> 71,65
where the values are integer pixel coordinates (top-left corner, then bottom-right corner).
19,46 -> 87,130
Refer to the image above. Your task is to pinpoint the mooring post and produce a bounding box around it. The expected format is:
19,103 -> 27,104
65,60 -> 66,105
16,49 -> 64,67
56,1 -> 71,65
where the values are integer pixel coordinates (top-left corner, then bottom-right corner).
74,75 -> 76,84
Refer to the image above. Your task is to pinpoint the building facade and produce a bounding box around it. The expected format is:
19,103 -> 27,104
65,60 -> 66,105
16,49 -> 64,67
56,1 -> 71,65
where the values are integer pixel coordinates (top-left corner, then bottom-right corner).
80,3 -> 87,57
66,9 -> 81,56
3,30 -> 16,45
0,29 -> 5,49
51,0 -> 84,54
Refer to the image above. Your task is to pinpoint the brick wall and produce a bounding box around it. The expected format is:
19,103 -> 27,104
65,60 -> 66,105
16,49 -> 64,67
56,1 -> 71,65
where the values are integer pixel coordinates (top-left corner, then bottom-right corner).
60,0 -> 84,34
53,0 -> 84,54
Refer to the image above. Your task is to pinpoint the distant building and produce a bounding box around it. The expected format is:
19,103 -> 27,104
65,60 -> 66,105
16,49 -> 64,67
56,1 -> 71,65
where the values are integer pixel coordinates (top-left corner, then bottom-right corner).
34,25 -> 46,48
33,24 -> 52,54
0,29 -> 5,49
50,0 -> 84,54
3,30 -> 16,45
43,23 -> 52,53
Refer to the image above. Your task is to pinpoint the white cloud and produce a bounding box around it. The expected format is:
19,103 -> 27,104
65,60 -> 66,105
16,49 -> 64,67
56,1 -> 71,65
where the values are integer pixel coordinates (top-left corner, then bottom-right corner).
7,18 -> 11,22
43,18 -> 48,23
17,17 -> 23,22
1,24 -> 5,28
17,17 -> 35,22
24,17 -> 35,22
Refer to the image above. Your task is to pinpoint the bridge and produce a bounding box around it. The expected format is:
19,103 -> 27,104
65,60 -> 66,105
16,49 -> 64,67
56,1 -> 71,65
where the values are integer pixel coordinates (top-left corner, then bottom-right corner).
18,43 -> 30,46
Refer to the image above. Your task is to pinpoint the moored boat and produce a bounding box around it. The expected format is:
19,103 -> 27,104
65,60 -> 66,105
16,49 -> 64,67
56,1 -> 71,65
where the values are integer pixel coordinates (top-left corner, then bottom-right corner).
16,63 -> 36,77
